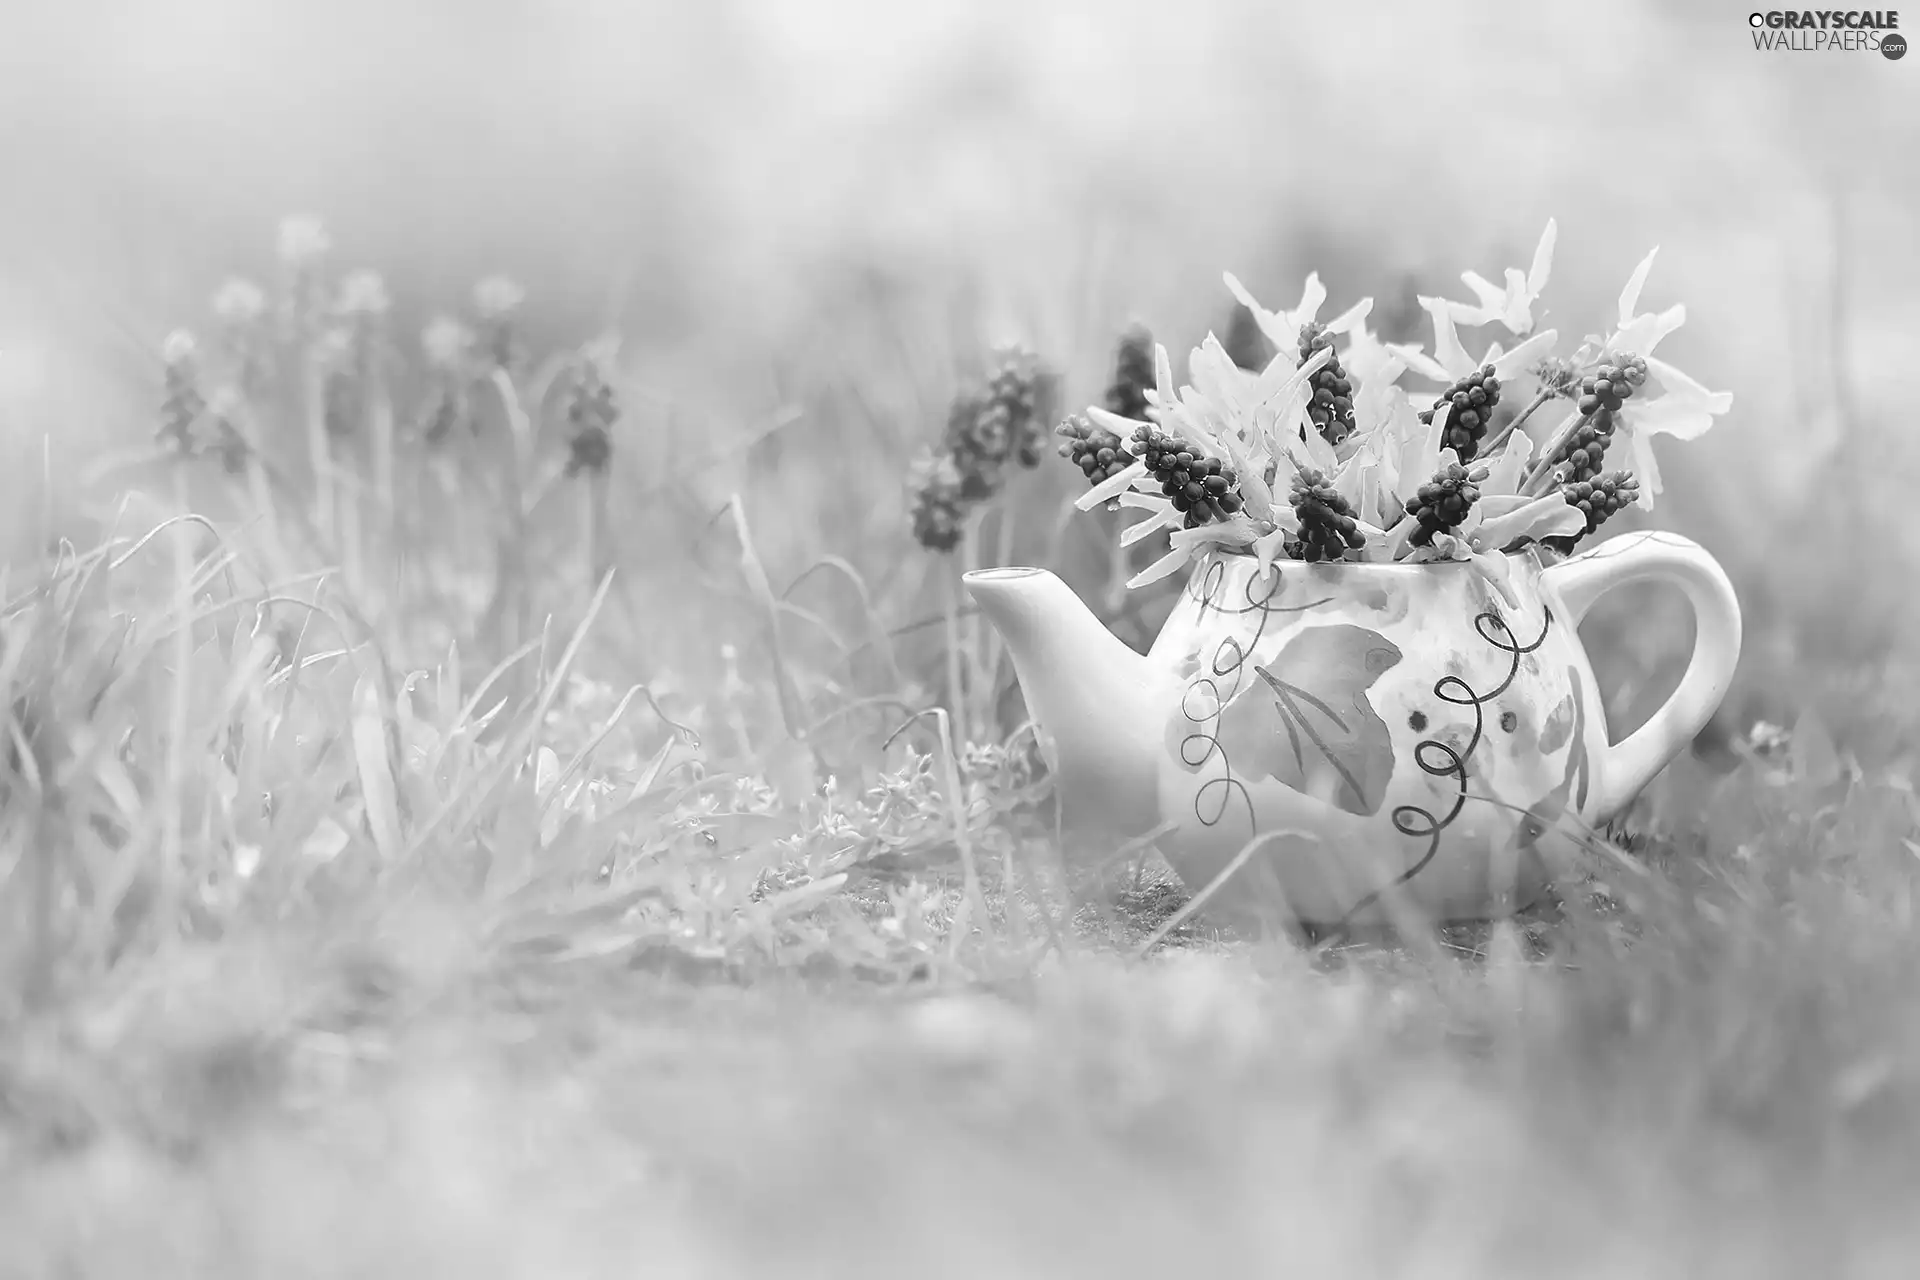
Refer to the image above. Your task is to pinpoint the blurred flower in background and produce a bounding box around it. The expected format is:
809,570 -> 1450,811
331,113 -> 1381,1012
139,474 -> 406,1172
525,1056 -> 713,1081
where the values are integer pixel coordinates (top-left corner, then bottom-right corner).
0,0 -> 1913,591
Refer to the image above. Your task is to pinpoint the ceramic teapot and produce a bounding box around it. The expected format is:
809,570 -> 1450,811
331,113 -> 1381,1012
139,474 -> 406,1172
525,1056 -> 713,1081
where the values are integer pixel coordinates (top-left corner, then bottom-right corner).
966,530 -> 1741,928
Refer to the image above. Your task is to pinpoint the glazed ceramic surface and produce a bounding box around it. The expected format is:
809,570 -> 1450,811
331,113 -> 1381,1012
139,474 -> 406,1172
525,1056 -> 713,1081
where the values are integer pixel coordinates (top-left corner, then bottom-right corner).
967,531 -> 1742,928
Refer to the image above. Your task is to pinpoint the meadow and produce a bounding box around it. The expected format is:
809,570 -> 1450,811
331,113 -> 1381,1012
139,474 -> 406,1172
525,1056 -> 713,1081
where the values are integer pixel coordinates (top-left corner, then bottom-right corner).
4,2 -> 1920,1276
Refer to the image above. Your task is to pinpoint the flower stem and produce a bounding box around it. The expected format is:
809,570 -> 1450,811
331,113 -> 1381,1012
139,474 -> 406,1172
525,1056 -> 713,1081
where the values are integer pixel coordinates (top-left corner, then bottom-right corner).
944,570 -> 967,749
585,468 -> 611,590
984,482 -> 1018,708
304,352 -> 335,547
1479,386 -> 1555,460
1519,406 -> 1595,497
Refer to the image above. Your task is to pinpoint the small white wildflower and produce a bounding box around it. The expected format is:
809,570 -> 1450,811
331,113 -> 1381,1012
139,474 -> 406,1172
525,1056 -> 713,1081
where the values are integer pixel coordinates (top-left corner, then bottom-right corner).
211,278 -> 267,326
161,329 -> 198,366
421,316 -> 474,371
335,269 -> 391,318
473,275 -> 526,319
232,843 -> 262,880
277,215 -> 331,266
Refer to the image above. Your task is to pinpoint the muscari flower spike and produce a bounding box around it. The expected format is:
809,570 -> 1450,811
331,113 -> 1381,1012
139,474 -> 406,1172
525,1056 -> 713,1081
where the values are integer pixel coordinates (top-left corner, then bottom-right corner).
1405,461 -> 1482,548
1541,412 -> 1616,485
1555,471 -> 1639,546
907,450 -> 968,553
1417,363 -> 1502,464
1288,466 -> 1366,563
1131,424 -> 1244,528
1298,321 -> 1358,448
314,327 -> 361,438
1054,414 -> 1133,494
564,348 -> 618,478
942,386 -> 1005,502
1577,353 -> 1649,418
205,387 -> 251,475
985,345 -> 1056,469
945,346 -> 1057,499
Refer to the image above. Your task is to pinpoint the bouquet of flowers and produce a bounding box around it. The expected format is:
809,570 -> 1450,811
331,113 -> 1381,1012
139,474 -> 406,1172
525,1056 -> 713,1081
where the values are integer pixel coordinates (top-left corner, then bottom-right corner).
1055,222 -> 1732,603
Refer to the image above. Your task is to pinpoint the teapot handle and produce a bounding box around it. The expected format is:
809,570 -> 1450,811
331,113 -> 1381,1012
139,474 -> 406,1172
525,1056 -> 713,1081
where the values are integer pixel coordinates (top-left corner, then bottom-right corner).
1537,531 -> 1743,820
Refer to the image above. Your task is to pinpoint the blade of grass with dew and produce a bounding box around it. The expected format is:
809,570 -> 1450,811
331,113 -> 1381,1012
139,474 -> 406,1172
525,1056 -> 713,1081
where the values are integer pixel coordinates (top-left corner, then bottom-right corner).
537,683 -> 643,823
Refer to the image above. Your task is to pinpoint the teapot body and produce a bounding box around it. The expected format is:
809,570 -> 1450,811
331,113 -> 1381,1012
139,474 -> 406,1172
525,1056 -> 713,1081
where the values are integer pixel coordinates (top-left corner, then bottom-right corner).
1147,549 -> 1610,927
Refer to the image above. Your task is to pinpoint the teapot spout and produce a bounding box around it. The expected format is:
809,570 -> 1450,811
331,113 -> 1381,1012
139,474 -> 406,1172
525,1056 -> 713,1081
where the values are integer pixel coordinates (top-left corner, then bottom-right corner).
964,568 -> 1166,839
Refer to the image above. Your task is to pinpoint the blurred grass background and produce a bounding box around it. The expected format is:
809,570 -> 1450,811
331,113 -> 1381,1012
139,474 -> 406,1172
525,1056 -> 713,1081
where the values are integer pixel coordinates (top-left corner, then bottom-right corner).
4,0 -> 1919,731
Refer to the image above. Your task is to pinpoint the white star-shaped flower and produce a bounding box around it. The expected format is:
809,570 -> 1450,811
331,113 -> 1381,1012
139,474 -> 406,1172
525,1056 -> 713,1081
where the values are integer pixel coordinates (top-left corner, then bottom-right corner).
1394,295 -> 1558,390
1444,219 -> 1558,337
1594,247 -> 1734,510
1221,272 -> 1372,367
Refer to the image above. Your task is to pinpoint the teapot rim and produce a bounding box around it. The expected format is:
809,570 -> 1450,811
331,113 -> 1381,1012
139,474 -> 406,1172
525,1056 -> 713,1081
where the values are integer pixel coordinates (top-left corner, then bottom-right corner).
1205,544 -> 1564,575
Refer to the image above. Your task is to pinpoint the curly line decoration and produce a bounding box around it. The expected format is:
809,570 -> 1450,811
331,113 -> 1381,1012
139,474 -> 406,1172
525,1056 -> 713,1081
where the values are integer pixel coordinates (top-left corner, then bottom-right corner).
1336,604 -> 1553,926
1178,560 -> 1335,832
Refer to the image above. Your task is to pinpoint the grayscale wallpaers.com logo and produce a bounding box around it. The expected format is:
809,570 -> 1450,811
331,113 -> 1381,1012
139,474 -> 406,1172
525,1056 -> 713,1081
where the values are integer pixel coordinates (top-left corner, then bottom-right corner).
1749,10 -> 1905,57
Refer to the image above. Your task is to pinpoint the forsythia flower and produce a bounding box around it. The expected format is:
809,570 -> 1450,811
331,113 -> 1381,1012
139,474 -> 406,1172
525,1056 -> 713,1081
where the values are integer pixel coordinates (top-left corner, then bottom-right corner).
1394,295 -> 1557,394
1586,247 -> 1733,510
1444,219 -> 1558,336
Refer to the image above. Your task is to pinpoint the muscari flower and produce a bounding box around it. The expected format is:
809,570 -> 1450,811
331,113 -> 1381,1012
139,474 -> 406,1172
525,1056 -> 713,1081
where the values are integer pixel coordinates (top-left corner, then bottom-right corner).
564,343 -> 619,477
1382,406 -> 1588,603
1105,324 -> 1156,422
1074,332 -> 1389,585
907,449 -> 968,553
